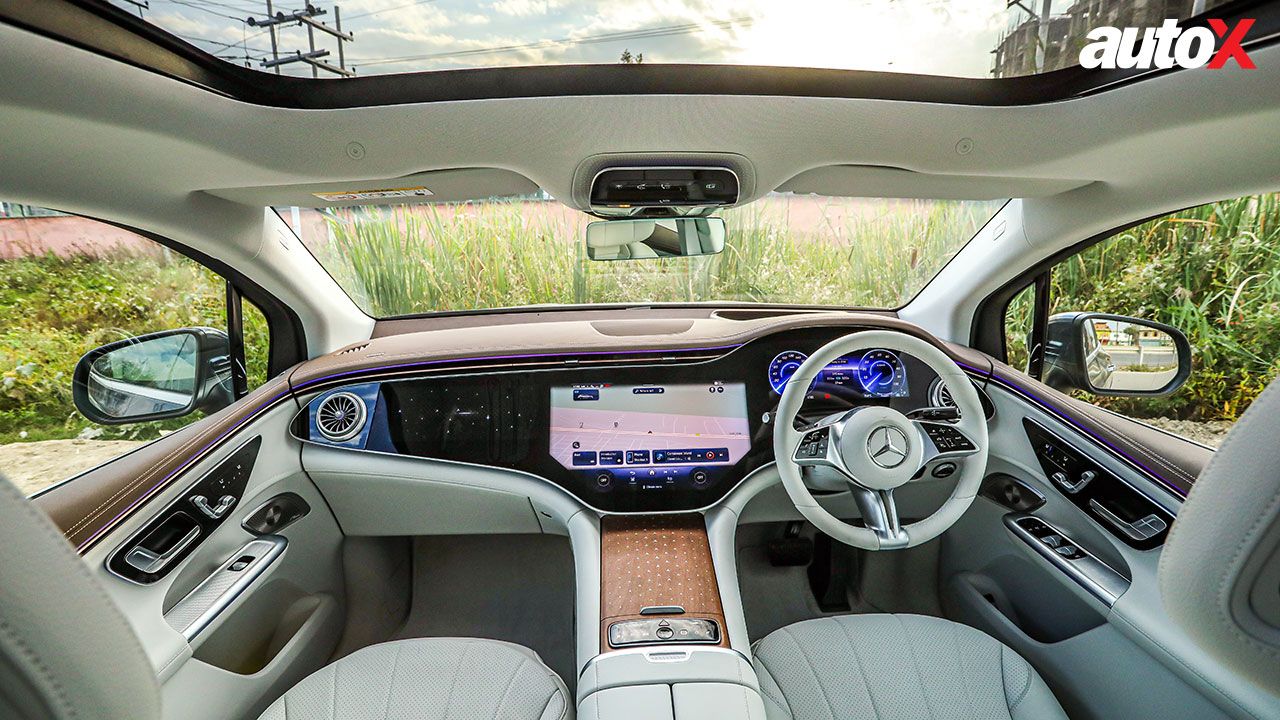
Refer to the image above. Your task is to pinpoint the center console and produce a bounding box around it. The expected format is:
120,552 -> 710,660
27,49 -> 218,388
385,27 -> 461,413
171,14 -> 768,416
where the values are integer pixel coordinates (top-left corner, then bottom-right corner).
599,514 -> 729,650
583,514 -> 767,719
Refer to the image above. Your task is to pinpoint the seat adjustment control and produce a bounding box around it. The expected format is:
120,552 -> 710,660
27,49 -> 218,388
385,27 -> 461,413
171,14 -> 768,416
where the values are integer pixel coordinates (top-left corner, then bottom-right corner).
191,494 -> 236,520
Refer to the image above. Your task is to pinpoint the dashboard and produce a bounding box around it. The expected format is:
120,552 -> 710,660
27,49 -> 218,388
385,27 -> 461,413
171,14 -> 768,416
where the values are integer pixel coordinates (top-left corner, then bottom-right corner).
293,327 -> 946,512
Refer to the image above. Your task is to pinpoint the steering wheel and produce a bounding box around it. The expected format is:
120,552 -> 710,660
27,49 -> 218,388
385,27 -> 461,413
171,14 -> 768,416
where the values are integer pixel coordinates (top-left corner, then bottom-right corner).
772,330 -> 989,550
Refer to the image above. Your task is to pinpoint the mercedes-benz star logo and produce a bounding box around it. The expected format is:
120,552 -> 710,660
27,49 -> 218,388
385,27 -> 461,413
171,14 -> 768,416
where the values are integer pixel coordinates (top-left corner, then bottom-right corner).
867,426 -> 909,468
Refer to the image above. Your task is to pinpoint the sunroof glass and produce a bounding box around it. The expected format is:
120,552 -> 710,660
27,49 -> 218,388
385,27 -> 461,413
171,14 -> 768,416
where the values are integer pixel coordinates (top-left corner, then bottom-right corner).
108,0 -> 1233,79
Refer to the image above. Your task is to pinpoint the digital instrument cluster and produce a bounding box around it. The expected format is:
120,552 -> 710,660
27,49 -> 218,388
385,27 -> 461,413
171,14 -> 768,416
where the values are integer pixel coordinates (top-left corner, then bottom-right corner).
767,348 -> 909,398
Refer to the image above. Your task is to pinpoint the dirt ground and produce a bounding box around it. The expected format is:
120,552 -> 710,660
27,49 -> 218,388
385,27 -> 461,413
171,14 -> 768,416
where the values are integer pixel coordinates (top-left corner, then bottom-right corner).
1140,418 -> 1232,448
0,439 -> 147,495
0,417 -> 1234,497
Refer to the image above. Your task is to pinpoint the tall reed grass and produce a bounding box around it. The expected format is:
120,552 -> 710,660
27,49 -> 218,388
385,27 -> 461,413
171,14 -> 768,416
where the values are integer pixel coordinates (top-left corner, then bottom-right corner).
1049,193 -> 1280,421
315,196 -> 1002,317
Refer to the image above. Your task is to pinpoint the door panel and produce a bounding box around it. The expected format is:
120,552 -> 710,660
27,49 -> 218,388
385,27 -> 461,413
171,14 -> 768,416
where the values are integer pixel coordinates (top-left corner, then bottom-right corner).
34,372 -> 297,552
76,399 -> 346,720
940,384 -> 1278,720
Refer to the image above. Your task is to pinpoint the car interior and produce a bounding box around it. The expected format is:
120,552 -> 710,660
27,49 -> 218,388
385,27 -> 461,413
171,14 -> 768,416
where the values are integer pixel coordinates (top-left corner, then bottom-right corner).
1,1 -> 1280,720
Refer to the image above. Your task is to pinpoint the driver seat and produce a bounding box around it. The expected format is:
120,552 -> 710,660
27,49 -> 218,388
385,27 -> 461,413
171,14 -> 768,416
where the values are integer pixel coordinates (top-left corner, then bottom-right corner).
752,614 -> 1067,720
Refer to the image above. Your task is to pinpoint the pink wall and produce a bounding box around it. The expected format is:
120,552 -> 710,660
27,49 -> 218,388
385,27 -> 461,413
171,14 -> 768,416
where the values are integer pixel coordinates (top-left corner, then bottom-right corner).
0,216 -> 155,260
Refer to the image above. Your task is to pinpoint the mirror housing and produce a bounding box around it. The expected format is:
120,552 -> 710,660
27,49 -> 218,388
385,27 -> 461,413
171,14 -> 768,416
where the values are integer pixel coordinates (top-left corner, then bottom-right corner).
585,217 -> 725,261
72,327 -> 235,425
1042,312 -> 1191,396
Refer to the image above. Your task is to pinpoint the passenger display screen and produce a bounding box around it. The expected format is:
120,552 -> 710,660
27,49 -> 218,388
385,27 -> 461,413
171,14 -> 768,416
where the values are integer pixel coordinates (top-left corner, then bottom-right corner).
549,382 -> 751,489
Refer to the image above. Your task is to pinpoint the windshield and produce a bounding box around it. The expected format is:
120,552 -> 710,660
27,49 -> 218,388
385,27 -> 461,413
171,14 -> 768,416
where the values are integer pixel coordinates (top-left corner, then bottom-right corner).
105,0 -> 1231,80
279,195 -> 1004,317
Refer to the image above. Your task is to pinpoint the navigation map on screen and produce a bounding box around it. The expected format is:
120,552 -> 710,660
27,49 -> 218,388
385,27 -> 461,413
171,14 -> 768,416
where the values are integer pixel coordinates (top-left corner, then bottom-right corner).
549,382 -> 751,475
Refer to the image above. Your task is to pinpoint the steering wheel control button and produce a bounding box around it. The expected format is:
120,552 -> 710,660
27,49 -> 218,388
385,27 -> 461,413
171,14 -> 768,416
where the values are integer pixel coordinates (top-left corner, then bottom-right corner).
921,423 -> 974,453
867,426 -> 910,468
796,428 -> 830,460
931,462 -> 957,478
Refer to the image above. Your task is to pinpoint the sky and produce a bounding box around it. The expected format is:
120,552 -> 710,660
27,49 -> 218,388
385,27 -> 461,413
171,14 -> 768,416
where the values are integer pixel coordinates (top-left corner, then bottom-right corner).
114,0 -> 1030,79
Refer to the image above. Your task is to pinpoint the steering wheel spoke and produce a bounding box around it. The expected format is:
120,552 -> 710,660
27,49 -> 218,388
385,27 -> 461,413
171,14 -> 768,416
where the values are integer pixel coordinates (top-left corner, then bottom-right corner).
851,487 -> 908,549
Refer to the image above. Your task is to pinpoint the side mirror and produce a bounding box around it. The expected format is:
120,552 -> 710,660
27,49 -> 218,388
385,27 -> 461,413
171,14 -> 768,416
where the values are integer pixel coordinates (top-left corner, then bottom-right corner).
1042,313 -> 1191,396
585,217 -> 725,261
72,328 -> 235,425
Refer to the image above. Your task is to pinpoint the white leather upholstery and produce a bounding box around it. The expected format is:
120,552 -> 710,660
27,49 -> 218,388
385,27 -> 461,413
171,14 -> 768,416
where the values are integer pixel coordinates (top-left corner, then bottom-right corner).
0,474 -> 160,720
1159,378 -> 1280,692
257,637 -> 573,720
751,614 -> 1066,720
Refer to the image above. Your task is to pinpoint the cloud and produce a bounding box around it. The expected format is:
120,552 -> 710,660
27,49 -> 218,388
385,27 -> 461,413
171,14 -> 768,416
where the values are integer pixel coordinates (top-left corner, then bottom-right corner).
122,0 -> 1014,78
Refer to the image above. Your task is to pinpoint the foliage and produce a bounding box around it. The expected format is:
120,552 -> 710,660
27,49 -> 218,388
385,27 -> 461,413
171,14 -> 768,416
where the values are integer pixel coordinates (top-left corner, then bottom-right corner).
314,197 -> 1001,317
0,248 -> 269,443
2,191 -> 1276,446
1006,193 -> 1280,421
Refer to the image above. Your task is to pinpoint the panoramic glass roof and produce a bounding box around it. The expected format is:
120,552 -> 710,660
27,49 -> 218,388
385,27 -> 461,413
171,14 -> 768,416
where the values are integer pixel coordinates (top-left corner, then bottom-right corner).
104,0 -> 1233,80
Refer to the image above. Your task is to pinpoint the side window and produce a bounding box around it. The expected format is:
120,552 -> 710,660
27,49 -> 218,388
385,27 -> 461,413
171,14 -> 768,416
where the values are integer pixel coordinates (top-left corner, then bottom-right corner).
1004,193 -> 1280,447
0,202 -> 270,495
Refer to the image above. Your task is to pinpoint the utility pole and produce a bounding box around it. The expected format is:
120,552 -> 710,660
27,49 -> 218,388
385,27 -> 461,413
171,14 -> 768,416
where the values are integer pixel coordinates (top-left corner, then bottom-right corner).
247,3 -> 354,77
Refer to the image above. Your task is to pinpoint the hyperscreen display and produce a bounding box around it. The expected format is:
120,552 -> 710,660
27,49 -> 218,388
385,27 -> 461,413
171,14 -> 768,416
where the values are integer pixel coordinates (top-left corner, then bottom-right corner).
549,382 -> 751,490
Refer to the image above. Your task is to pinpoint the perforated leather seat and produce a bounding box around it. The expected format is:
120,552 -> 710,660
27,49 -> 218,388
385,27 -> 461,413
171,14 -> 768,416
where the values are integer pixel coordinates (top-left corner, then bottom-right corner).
257,637 -> 572,720
751,614 -> 1067,720
0,470 -> 571,720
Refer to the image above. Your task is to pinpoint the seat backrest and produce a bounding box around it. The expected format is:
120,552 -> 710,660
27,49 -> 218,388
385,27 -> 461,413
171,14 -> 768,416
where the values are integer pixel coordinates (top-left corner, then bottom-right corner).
1159,379 -> 1280,693
0,474 -> 160,720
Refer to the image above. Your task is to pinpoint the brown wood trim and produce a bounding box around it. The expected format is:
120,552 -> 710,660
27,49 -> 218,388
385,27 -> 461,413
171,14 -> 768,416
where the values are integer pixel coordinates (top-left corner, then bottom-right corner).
600,513 -> 727,649
32,372 -> 296,553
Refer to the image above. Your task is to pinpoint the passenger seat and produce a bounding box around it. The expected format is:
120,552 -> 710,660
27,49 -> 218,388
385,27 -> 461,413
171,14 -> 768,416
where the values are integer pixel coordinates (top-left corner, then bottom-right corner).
0,473 -> 572,720
257,637 -> 571,720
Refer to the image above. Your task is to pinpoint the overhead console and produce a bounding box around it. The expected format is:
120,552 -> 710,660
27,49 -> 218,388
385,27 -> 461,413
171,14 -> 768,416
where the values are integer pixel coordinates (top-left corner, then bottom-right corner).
589,167 -> 739,210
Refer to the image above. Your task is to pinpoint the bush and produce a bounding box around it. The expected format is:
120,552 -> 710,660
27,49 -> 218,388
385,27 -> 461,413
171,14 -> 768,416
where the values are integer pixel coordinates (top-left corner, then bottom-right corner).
0,249 -> 268,442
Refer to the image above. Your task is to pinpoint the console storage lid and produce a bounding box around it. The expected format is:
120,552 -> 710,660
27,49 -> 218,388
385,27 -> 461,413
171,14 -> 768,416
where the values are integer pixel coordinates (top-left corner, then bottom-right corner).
578,647 -> 759,703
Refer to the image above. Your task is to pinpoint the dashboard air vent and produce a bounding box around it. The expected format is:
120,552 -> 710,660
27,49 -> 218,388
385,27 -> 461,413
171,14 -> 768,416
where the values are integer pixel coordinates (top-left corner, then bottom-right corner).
930,378 -> 995,420
315,392 -> 367,442
931,380 -> 956,409
337,343 -> 369,355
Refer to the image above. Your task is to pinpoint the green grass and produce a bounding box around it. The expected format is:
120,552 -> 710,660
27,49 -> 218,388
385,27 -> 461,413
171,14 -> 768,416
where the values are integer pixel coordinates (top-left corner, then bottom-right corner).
1006,193 -> 1280,422
1,191 -> 1276,445
0,248 -> 269,443
314,197 -> 1001,316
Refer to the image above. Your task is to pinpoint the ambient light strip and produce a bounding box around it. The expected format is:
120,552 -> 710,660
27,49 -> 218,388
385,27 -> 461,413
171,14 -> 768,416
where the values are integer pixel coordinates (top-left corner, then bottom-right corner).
956,361 -> 1188,498
75,343 -> 739,552
75,342 -> 1185,553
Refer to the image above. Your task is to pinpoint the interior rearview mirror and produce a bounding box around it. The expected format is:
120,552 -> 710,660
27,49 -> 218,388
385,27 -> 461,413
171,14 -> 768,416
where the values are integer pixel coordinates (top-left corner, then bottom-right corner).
585,217 -> 725,261
1043,312 -> 1191,396
72,327 -> 235,424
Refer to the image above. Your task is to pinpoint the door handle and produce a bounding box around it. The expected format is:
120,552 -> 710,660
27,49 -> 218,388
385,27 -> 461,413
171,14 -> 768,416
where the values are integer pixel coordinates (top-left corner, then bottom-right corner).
124,524 -> 200,574
1088,498 -> 1167,541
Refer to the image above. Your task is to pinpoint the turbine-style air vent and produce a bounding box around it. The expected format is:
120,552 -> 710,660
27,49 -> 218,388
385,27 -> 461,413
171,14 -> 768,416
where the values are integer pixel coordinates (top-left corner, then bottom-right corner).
931,380 -> 957,410
315,392 -> 367,442
929,378 -> 995,420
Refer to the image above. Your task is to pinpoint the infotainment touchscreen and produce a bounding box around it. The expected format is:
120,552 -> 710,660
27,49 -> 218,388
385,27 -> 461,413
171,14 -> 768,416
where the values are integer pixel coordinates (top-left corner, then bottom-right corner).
549,382 -> 751,491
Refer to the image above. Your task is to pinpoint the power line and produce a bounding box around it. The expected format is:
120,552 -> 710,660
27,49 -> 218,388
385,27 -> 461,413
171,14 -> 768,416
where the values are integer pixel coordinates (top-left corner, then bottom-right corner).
344,0 -> 436,21
248,2 -> 355,77
351,15 -> 754,68
161,0 -> 246,22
